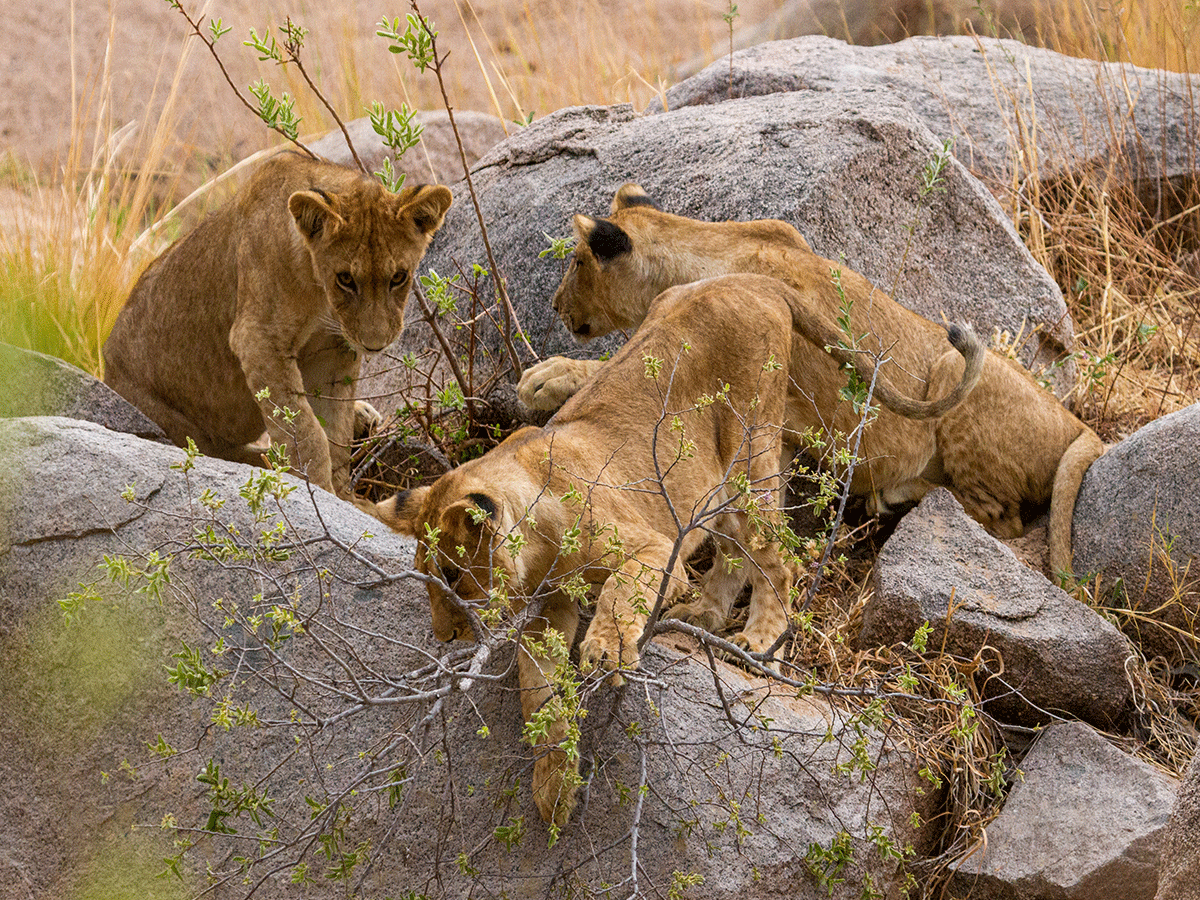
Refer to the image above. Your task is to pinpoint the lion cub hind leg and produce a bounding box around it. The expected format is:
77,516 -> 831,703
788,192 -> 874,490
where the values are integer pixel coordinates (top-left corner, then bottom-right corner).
667,532 -> 748,633
517,357 -> 605,411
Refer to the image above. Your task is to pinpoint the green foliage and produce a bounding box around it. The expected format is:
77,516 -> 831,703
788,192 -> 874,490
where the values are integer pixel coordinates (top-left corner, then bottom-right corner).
539,232 -> 576,260
669,870 -> 706,899
247,78 -> 301,140
804,830 -> 854,894
493,815 -> 526,851
196,758 -> 276,834
367,101 -> 425,191
420,268 -> 460,315
377,13 -> 437,71
165,642 -> 225,696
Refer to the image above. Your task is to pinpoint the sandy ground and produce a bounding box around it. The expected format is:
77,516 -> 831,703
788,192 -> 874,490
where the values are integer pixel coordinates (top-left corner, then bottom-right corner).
0,0 -> 787,178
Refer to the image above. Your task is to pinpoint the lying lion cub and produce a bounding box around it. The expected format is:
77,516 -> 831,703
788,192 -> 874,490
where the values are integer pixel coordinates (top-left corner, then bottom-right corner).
519,185 -> 1103,575
104,151 -> 452,500
380,273 -> 800,827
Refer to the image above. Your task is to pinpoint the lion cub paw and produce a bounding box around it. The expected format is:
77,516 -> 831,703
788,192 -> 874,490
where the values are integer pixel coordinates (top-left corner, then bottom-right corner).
354,400 -> 383,437
578,627 -> 639,687
665,601 -> 726,634
532,751 -> 578,827
517,357 -> 591,411
729,627 -> 780,657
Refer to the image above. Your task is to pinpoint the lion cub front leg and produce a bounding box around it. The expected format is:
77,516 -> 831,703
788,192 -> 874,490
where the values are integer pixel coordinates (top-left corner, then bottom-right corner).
231,325 -> 336,495
579,541 -> 687,685
518,598 -> 582,827
517,357 -> 605,411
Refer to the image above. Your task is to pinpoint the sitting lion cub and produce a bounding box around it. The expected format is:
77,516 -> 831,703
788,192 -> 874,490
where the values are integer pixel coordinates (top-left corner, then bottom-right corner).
380,273 -> 800,827
520,185 -> 1102,575
104,151 -> 452,499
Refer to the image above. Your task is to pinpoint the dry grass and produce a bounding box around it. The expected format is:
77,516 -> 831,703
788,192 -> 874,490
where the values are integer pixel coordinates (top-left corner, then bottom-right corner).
1015,154 -> 1200,440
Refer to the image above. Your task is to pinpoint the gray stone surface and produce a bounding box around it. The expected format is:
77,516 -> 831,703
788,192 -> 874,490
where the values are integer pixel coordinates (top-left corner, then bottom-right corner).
664,35 -> 1200,191
1073,403 -> 1200,664
863,488 -> 1133,728
309,109 -> 509,187
1157,740 -> 1200,900
952,721 -> 1180,900
708,0 -> 1048,56
389,84 -> 1070,406
0,417 -> 937,899
0,341 -> 168,443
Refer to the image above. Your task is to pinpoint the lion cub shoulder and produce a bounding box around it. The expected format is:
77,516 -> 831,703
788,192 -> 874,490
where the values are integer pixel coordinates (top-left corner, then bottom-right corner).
103,151 -> 451,499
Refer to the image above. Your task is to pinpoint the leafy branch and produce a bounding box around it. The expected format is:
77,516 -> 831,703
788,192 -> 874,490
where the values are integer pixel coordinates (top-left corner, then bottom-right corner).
243,16 -> 367,174
162,1 -> 317,160
379,2 -> 534,380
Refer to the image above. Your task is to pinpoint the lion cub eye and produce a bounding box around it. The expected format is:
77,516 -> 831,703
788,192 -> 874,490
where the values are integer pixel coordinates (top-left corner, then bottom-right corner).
439,564 -> 461,587
335,272 -> 357,293
390,269 -> 410,291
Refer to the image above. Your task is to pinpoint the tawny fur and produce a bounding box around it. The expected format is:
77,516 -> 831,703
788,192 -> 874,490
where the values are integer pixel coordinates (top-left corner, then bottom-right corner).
381,275 -> 800,827
519,184 -> 1103,575
103,151 -> 452,500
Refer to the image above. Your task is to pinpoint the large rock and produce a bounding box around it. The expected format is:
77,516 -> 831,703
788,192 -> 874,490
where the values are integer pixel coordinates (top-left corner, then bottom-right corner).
0,341 -> 168,443
664,35 -> 1200,192
1158,740 -> 1200,900
309,109 -> 509,186
951,721 -> 1180,900
0,417 -> 937,899
382,83 -> 1071,406
862,488 -> 1133,728
712,0 -> 1049,55
1073,403 -> 1200,664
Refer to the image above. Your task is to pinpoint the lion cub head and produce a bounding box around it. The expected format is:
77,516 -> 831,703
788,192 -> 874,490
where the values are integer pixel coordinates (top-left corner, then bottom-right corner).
551,184 -> 664,341
552,184 -> 811,343
288,179 -> 453,353
380,471 -> 532,644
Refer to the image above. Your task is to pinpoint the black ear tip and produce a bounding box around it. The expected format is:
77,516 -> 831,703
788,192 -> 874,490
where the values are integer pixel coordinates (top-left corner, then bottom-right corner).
615,186 -> 659,210
588,219 -> 633,262
466,492 -> 497,519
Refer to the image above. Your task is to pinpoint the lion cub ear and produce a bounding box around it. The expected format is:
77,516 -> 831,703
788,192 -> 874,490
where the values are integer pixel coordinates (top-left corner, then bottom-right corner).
439,492 -> 500,547
376,486 -> 432,536
289,190 -> 346,240
611,183 -> 659,213
572,214 -> 632,264
399,184 -> 453,235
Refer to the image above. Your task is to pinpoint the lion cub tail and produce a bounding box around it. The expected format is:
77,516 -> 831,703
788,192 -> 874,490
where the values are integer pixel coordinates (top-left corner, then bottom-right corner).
1047,427 -> 1105,578
789,294 -> 986,420
877,322 -> 986,420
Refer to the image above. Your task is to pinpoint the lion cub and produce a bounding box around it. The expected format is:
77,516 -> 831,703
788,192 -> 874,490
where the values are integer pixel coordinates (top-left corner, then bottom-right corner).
104,152 -> 452,499
380,274 -> 799,827
520,185 -> 1102,575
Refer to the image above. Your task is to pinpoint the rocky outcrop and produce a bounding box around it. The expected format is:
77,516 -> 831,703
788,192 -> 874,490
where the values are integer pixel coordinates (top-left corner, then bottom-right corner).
664,35 -> 1200,192
863,488 -> 1133,728
709,0 -> 1050,54
1158,740 -> 1200,900
951,721 -> 1180,900
0,417 -> 937,899
1073,403 -> 1200,664
0,341 -> 167,443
